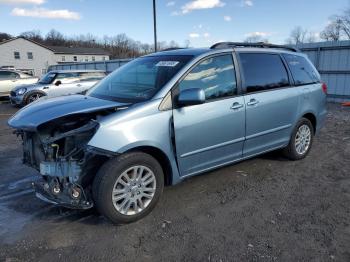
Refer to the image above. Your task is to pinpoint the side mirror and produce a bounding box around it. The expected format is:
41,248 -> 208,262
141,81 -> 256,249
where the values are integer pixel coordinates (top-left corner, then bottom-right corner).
54,80 -> 62,86
178,88 -> 205,107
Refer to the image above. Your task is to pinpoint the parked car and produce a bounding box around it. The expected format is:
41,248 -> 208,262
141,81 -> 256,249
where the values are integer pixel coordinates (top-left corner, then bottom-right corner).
8,42 -> 327,224
10,70 -> 106,106
0,70 -> 38,98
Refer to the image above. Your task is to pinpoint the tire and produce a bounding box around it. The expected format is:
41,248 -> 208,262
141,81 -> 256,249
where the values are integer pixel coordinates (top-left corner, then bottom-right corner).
25,92 -> 45,105
283,118 -> 314,160
92,152 -> 164,224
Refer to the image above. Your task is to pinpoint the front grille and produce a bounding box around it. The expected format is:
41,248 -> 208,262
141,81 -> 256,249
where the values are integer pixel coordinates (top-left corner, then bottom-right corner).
10,91 -> 16,97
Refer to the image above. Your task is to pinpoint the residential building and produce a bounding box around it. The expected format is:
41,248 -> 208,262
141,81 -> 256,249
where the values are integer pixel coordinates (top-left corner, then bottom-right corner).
0,37 -> 110,77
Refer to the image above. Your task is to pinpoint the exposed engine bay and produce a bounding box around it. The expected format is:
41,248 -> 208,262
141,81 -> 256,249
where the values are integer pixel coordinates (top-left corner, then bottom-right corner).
17,109 -> 118,209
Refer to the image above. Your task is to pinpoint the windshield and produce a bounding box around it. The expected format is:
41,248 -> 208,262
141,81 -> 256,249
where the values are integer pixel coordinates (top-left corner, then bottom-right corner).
38,72 -> 56,84
87,55 -> 193,102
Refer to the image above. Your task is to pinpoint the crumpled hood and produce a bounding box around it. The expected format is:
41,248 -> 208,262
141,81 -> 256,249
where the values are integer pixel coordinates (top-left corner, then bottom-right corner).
8,95 -> 130,131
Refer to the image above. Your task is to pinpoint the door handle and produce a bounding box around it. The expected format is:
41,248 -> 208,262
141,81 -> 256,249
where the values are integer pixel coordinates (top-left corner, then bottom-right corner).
43,86 -> 49,90
247,99 -> 259,106
77,84 -> 82,87
230,102 -> 244,110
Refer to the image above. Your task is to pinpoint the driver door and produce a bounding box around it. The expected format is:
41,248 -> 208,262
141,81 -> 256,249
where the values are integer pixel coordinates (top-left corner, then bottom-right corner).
48,72 -> 80,97
172,54 -> 246,177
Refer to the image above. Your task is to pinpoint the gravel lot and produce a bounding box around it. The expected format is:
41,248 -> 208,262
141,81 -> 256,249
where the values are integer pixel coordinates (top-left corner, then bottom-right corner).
0,101 -> 349,262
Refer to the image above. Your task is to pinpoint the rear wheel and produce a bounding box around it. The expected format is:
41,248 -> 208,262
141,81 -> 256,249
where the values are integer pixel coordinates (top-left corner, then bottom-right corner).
92,152 -> 164,224
283,118 -> 314,160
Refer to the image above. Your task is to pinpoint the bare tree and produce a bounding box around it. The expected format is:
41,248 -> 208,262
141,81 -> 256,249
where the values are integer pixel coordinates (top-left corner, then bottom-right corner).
45,29 -> 65,46
320,19 -> 342,41
244,35 -> 268,43
19,30 -> 43,43
0,32 -> 12,43
286,26 -> 308,45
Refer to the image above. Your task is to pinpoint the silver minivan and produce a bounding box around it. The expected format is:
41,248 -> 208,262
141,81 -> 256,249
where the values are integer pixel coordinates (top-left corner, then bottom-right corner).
8,42 -> 327,224
10,70 -> 106,106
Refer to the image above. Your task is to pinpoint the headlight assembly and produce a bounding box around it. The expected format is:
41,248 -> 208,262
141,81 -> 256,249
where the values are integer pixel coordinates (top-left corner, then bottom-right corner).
17,87 -> 27,95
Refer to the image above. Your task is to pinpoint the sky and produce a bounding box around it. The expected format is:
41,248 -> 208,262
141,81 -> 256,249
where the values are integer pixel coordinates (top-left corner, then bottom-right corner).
0,0 -> 349,47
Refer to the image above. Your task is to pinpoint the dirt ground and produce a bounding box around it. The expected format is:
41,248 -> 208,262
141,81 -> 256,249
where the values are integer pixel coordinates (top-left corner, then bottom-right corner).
0,101 -> 349,262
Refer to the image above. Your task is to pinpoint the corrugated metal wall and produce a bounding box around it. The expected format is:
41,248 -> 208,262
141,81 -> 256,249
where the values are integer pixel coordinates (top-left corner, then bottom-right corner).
297,41 -> 350,102
49,41 -> 350,102
48,59 -> 132,74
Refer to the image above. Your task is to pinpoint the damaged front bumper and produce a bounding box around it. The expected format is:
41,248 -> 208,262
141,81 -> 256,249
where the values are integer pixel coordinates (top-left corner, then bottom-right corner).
32,180 -> 93,209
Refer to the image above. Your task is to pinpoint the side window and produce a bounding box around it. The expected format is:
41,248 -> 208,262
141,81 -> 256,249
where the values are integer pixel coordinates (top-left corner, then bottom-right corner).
0,71 -> 17,79
282,54 -> 320,86
239,53 -> 289,93
9,72 -> 19,79
0,72 -> 6,79
178,54 -> 237,100
56,73 -> 79,84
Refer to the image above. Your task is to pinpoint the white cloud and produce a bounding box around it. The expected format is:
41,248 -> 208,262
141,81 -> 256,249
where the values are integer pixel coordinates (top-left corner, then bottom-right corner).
245,31 -> 271,37
243,0 -> 253,7
0,0 -> 44,4
167,1 -> 175,6
189,33 -> 200,38
11,7 -> 81,20
224,15 -> 231,21
182,0 -> 225,14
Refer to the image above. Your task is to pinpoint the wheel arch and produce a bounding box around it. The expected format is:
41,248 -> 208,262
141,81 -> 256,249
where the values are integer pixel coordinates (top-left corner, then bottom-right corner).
23,90 -> 47,104
124,146 -> 173,186
301,112 -> 317,133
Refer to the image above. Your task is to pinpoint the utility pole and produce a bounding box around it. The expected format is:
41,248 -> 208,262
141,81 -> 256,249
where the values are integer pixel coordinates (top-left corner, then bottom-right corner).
153,0 -> 157,52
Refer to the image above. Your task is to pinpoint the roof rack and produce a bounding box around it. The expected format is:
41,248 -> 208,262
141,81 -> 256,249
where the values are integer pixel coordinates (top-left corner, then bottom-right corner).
210,42 -> 300,52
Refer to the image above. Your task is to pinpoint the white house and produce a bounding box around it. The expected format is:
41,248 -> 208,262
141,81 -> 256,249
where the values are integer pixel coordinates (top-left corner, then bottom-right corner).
0,37 -> 110,77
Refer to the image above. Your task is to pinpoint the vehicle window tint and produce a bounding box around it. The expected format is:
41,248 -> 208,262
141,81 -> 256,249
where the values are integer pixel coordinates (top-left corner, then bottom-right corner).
0,71 -> 18,79
282,54 -> 320,86
239,53 -> 289,93
78,72 -> 106,82
56,73 -> 79,84
179,54 -> 237,100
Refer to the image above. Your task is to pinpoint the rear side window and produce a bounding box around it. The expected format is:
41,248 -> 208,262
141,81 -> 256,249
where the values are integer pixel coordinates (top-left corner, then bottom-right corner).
179,54 -> 237,100
239,53 -> 289,93
282,54 -> 320,86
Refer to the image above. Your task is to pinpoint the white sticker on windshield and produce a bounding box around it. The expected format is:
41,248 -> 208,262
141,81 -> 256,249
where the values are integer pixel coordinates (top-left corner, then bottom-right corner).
156,61 -> 179,67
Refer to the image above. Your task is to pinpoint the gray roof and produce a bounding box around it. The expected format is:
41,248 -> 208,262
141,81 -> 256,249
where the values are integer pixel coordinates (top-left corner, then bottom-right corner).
48,46 -> 110,55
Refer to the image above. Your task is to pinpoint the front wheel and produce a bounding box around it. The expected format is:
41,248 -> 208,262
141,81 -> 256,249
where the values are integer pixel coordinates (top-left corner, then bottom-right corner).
283,118 -> 314,160
92,152 -> 164,224
25,92 -> 44,105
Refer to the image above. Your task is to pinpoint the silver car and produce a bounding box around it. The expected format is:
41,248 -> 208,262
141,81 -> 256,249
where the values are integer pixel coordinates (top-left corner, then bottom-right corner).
10,70 -> 106,106
8,42 -> 327,224
0,70 -> 38,97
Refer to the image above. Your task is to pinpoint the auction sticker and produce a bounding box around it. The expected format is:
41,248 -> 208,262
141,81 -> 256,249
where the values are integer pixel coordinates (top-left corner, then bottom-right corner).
156,61 -> 179,67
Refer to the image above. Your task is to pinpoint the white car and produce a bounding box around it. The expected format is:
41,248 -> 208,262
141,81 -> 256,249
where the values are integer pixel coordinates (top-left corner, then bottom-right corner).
10,70 -> 106,106
0,70 -> 38,97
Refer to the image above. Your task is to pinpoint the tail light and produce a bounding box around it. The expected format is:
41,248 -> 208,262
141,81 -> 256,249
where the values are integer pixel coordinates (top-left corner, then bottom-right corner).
321,82 -> 327,94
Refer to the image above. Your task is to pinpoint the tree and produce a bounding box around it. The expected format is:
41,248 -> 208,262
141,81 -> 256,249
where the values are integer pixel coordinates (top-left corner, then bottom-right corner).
19,30 -> 43,43
286,26 -> 308,45
320,19 -> 342,41
45,29 -> 65,46
0,32 -> 12,43
244,35 -> 268,43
